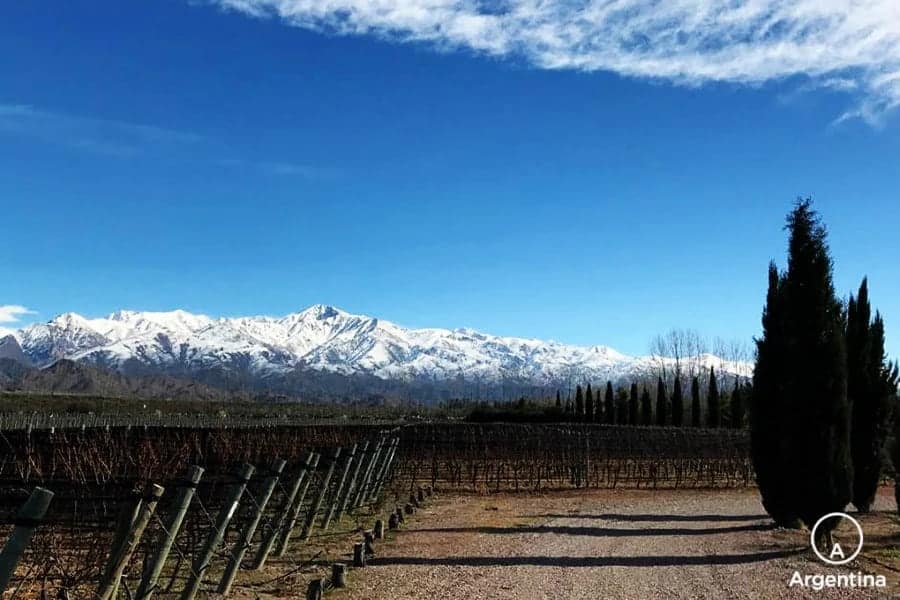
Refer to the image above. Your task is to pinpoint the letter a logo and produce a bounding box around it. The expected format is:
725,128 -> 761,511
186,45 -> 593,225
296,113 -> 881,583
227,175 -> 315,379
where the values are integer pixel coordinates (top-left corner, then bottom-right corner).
829,543 -> 845,560
810,513 -> 863,566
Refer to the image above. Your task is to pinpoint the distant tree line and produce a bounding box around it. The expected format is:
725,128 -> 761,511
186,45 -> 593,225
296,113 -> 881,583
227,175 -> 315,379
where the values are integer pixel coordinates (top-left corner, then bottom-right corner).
470,367 -> 749,428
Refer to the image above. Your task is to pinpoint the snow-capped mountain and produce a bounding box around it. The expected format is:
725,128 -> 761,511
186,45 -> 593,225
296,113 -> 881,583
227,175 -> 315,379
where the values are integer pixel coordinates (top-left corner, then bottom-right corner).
15,305 -> 750,393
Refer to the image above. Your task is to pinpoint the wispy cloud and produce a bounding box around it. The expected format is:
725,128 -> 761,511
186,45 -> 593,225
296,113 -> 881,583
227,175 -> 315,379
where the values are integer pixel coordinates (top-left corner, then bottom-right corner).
0,103 -> 335,176
214,158 -> 338,179
0,103 -> 337,176
209,0 -> 900,126
0,104 -> 202,156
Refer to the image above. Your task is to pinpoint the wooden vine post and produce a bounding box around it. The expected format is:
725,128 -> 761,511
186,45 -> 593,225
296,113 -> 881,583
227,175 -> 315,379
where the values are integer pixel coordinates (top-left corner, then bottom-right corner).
301,447 -> 341,541
218,458 -> 286,595
352,437 -> 384,510
331,563 -> 347,588
370,436 -> 399,502
135,465 -> 204,600
180,463 -> 254,600
0,487 -> 54,594
353,542 -> 366,567
255,451 -> 315,568
274,452 -> 320,558
321,444 -> 357,530
98,483 -> 165,600
335,440 -> 369,521
306,578 -> 325,600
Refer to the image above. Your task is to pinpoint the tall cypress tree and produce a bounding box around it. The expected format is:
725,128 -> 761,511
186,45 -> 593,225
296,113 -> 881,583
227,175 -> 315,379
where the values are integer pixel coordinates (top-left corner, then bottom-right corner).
730,380 -> 745,428
604,381 -> 615,424
655,377 -> 668,426
671,377 -> 684,427
707,368 -> 720,428
595,383 -> 604,422
752,200 -> 850,537
615,387 -> 629,422
629,383 -> 639,425
574,385 -> 584,421
846,284 -> 869,507
690,376 -> 701,427
585,383 -> 595,423
640,386 -> 652,426
555,390 -> 562,409
751,263 -> 794,525
848,278 -> 898,512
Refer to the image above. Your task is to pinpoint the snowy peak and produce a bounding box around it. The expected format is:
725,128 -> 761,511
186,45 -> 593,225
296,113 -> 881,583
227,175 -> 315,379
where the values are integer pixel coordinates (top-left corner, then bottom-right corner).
292,304 -> 347,321
20,314 -> 111,366
15,305 -> 751,390
104,309 -> 215,335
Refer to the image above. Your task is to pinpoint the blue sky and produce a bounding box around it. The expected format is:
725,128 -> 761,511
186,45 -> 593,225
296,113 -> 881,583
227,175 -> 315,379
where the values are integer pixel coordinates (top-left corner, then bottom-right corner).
2,0 -> 899,358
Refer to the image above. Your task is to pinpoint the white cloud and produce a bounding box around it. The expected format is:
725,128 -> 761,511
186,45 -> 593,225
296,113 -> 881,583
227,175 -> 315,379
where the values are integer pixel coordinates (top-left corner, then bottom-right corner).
0,305 -> 35,326
209,0 -> 900,125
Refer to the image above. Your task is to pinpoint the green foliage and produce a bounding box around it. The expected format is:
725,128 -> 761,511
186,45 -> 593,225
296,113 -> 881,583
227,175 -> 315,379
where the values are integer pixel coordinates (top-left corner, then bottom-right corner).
847,278 -> 898,512
585,383 -> 595,423
605,381 -> 615,424
751,199 -> 850,530
691,376 -> 701,427
575,385 -> 584,421
640,386 -> 652,426
730,381 -> 745,429
629,383 -> 639,426
655,378 -> 668,426
671,377 -> 684,427
708,367 -> 720,428
615,387 -> 629,425
752,262 -> 794,525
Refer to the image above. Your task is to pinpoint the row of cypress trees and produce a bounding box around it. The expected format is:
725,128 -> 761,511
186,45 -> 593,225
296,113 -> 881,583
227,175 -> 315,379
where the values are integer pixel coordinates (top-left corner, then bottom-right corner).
751,200 -> 899,537
555,369 -> 746,428
847,279 -> 900,512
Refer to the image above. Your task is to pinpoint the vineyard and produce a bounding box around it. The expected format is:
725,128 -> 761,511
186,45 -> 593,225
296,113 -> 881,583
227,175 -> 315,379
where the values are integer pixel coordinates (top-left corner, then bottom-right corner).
0,422 -> 752,598
396,423 -> 753,492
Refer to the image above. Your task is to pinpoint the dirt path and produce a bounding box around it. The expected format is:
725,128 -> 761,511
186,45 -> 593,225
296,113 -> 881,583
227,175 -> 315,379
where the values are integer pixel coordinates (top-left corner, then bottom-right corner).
346,488 -> 898,599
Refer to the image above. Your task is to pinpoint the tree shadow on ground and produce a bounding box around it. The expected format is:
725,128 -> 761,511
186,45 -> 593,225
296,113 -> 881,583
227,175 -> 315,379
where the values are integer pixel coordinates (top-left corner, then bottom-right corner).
527,513 -> 768,523
371,549 -> 803,568
406,523 -> 772,537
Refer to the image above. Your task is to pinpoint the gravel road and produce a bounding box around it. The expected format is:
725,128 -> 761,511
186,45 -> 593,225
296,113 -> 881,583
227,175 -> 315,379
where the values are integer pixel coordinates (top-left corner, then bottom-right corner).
346,488 -> 898,599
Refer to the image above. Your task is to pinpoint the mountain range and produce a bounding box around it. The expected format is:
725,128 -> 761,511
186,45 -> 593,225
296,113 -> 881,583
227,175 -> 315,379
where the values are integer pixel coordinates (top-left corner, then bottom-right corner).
5,305 -> 750,401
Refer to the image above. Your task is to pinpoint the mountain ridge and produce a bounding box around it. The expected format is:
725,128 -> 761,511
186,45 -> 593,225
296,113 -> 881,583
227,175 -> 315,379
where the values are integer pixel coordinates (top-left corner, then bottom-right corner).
0,358 -> 279,403
12,305 -> 750,399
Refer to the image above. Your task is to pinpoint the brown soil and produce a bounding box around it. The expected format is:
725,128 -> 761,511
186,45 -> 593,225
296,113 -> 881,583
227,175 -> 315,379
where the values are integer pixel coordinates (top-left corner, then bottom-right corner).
336,487 -> 899,600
